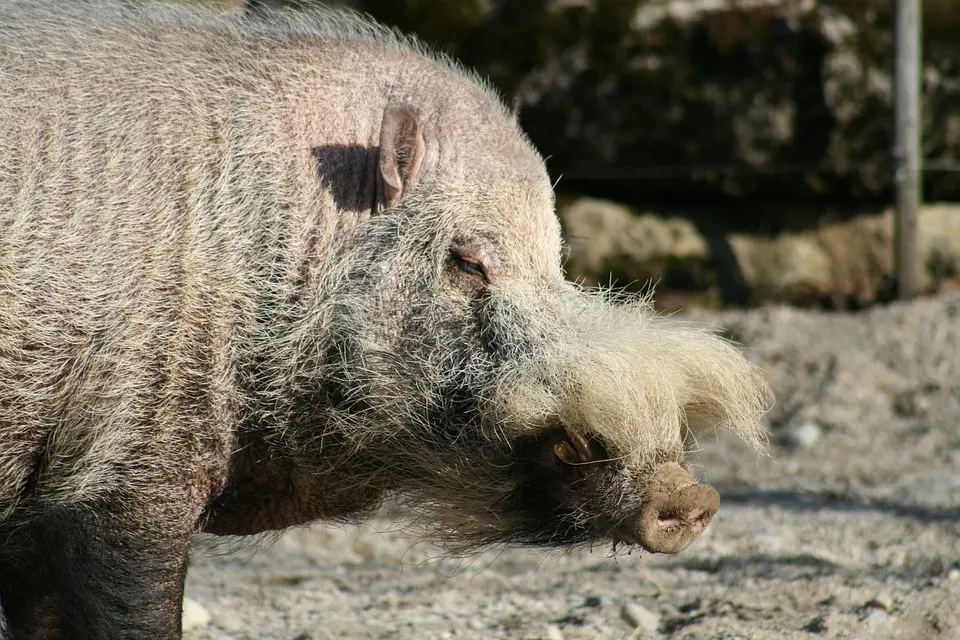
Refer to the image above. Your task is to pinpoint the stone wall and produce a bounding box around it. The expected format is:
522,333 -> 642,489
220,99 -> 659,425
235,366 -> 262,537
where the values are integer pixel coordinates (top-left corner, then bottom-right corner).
560,198 -> 960,309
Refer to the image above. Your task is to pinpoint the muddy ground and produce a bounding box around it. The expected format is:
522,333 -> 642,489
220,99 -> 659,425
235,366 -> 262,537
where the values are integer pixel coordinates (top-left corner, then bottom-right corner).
183,292 -> 960,640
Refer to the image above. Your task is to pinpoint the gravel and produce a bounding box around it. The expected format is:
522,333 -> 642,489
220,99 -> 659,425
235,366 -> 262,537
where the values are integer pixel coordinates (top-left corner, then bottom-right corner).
181,598 -> 212,632
183,291 -> 960,639
620,600 -> 660,634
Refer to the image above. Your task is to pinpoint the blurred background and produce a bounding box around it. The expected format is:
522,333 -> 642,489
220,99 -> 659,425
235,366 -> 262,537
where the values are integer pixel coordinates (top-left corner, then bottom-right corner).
205,0 -> 958,312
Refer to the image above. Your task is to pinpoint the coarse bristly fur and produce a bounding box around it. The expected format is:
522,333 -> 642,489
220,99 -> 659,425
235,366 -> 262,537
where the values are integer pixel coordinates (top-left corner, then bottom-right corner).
0,0 -> 772,636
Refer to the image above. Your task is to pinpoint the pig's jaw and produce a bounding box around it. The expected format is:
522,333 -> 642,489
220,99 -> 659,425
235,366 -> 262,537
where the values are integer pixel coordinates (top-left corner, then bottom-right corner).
514,428 -> 721,555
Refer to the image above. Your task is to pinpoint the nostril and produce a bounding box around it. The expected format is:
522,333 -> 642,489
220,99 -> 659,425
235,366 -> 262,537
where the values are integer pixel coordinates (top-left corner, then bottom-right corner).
656,504 -> 713,528
656,511 -> 683,528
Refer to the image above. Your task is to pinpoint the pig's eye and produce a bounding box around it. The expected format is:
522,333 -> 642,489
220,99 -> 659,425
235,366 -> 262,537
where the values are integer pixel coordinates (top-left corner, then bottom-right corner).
451,252 -> 489,283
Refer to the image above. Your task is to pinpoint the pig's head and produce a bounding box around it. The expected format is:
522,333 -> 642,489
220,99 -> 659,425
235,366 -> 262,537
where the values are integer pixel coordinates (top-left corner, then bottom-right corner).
291,92 -> 771,556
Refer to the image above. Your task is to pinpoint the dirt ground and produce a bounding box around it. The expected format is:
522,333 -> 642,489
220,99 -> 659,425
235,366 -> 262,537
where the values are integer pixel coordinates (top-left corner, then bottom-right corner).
183,292 -> 960,640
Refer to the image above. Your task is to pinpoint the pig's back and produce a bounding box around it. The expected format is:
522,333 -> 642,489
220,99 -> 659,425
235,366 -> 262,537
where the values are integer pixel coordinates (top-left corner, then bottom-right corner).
0,2 -> 319,519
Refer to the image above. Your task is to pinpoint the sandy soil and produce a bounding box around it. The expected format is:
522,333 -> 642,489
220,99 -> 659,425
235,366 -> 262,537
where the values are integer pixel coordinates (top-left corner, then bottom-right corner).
183,292 -> 960,640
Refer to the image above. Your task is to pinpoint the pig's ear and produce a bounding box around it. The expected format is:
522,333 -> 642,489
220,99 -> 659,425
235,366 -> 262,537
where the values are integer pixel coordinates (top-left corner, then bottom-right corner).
378,104 -> 425,209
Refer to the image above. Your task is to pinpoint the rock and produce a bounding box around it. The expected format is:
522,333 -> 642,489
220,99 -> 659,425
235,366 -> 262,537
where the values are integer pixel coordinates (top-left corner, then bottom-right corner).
181,598 -> 212,631
559,198 -> 960,310
566,592 -> 586,607
863,609 -> 890,624
545,624 -> 565,640
558,198 -> 714,300
752,533 -> 783,553
893,388 -> 932,417
214,611 -> 247,635
867,592 -> 895,611
782,421 -> 823,449
620,600 -> 660,634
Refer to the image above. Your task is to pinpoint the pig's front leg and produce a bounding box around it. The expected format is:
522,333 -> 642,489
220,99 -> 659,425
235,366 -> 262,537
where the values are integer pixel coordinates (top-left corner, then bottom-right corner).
0,506 -> 193,639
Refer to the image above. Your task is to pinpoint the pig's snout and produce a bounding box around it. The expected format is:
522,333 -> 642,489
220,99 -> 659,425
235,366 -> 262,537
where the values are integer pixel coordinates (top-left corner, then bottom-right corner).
637,462 -> 720,554
536,431 -> 720,554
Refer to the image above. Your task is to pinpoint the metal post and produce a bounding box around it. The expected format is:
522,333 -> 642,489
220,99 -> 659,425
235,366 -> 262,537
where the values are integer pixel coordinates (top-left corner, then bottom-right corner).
894,0 -> 922,299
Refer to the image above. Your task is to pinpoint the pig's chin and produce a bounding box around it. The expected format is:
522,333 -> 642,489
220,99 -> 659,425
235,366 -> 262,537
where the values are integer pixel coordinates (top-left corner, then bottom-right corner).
508,428 -> 720,555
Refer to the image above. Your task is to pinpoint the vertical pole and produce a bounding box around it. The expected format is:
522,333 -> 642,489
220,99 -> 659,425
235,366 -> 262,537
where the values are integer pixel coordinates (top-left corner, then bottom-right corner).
894,0 -> 922,299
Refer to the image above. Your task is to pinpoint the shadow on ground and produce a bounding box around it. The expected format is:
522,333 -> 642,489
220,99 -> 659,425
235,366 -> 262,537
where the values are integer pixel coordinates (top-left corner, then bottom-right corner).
715,486 -> 960,524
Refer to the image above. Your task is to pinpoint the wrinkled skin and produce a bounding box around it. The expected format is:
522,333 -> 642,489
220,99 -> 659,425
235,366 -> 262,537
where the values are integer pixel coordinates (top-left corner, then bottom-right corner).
0,2 -> 771,638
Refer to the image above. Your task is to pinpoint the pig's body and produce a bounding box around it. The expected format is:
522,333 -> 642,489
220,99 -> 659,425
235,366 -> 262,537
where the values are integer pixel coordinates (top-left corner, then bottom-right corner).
0,0 -> 525,535
0,2 -> 771,638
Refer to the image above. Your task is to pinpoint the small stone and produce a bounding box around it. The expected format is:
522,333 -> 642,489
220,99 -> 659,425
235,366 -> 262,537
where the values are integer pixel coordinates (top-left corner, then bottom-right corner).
949,569 -> 960,580
181,598 -> 212,631
864,609 -> 889,624
545,624 -> 564,640
867,592 -> 894,611
783,422 -> 822,449
215,612 -> 246,634
752,533 -> 782,553
621,600 -> 660,634
888,550 -> 908,569
892,389 -> 930,417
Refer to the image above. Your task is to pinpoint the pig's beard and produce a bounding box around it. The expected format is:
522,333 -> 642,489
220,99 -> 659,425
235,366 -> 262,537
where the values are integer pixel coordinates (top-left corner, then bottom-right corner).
294,287 -> 766,553
383,286 -> 771,552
